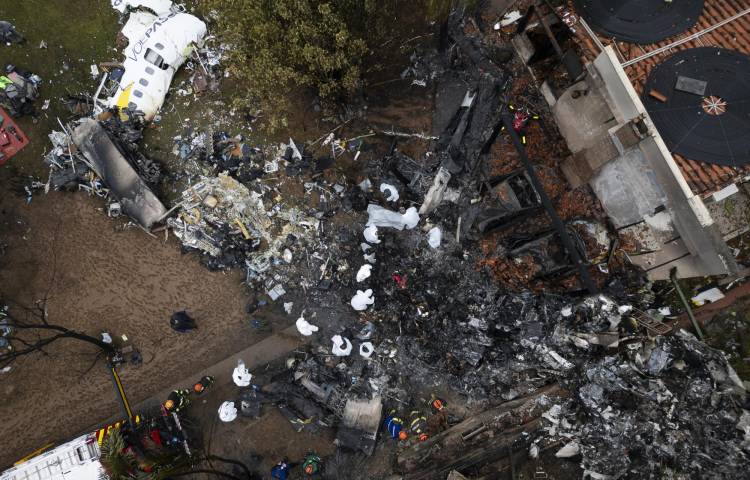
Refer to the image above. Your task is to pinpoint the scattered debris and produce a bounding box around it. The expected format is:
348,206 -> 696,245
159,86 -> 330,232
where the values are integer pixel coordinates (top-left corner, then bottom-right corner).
0,21 -> 23,45
0,65 -> 41,117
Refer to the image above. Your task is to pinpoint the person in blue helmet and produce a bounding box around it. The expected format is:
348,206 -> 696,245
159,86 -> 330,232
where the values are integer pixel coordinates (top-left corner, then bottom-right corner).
383,410 -> 408,441
271,459 -> 290,480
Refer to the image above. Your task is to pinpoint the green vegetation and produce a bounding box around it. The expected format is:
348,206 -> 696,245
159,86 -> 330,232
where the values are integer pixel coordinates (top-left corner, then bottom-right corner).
99,430 -> 186,480
704,308 -> 750,381
99,428 -> 253,480
203,0 -> 397,130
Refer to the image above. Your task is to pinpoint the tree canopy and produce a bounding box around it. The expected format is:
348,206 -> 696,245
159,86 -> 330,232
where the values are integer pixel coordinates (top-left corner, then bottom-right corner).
203,0 -> 395,129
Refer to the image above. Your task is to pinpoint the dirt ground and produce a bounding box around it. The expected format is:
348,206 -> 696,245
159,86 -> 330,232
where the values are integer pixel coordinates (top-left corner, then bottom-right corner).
184,378 -> 337,479
0,191 -> 288,468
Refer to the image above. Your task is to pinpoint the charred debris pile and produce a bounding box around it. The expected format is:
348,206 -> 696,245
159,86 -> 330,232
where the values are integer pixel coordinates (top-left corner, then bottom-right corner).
30,7 -> 748,479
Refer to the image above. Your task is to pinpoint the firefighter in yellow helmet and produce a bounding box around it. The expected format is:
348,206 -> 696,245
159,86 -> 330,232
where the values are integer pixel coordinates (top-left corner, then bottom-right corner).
164,389 -> 190,412
409,410 -> 429,442
193,375 -> 215,394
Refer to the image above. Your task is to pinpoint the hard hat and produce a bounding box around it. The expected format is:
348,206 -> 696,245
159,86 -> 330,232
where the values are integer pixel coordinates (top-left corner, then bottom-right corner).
194,383 -> 204,393
164,399 -> 175,410
431,398 -> 446,411
304,464 -> 314,475
419,433 -> 429,442
398,431 -> 408,441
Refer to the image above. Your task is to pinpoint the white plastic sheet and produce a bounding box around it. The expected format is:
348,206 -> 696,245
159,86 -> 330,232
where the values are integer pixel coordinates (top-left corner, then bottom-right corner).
356,264 -> 372,282
359,342 -> 374,358
380,183 -> 399,202
555,441 -> 580,458
331,335 -> 353,356
366,204 -> 419,230
363,225 -> 380,244
218,401 -> 238,422
232,359 -> 252,387
296,315 -> 319,336
351,289 -> 374,311
427,227 -> 442,249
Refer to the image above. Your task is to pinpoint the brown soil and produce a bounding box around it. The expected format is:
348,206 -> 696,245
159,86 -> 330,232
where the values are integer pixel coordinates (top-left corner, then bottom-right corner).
184,379 -> 337,479
0,191 -> 279,468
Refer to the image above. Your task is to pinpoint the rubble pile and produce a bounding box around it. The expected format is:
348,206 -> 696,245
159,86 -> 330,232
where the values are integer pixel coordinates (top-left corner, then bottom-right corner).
167,171 -> 320,274
0,65 -> 41,118
225,13 -> 747,478
42,116 -> 165,226
565,331 -> 748,478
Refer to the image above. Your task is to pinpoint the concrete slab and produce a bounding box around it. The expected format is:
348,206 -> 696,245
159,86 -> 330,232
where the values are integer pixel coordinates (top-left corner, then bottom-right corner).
552,78 -> 617,154
94,325 -> 306,430
590,148 -> 666,227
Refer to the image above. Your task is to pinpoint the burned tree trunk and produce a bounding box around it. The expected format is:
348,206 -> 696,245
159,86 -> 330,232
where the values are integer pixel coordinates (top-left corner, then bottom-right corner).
397,384 -> 568,480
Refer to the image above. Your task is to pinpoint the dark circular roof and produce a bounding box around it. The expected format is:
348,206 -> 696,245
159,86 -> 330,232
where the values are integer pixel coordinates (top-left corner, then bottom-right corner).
572,0 -> 704,45
642,47 -> 750,167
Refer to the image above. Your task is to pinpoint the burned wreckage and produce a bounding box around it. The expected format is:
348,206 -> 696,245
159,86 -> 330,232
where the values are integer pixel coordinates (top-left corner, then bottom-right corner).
29,3 -> 750,479
194,14 -> 748,479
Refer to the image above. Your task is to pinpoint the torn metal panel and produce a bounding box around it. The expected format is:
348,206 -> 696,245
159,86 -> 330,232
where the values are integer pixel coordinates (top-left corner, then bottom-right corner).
337,397 -> 382,456
71,118 -> 166,229
107,7 -> 207,120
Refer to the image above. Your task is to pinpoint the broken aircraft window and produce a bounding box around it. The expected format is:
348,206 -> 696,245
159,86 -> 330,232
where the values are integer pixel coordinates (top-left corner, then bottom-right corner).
144,48 -> 169,70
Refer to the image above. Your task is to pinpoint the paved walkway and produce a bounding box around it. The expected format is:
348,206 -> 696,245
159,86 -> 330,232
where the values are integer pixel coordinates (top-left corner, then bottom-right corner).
94,325 -> 306,431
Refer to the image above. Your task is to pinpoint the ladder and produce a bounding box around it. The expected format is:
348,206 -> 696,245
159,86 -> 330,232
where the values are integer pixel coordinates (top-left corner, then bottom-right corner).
631,308 -> 672,336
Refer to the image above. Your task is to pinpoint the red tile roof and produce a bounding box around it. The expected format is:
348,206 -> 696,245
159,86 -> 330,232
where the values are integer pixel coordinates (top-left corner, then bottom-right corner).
565,0 -> 750,196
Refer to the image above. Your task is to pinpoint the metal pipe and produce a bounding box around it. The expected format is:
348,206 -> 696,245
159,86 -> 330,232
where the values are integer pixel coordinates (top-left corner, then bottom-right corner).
669,267 -> 705,341
107,363 -> 135,427
578,17 -> 605,53
92,72 -> 109,113
622,7 -> 750,67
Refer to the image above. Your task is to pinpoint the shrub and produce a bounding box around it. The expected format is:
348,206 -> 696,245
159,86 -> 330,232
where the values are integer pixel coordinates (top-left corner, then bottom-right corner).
203,0 -> 395,130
